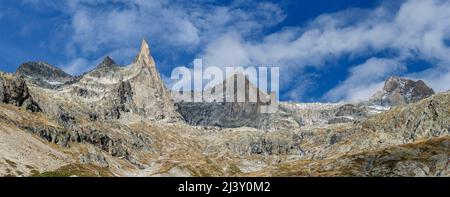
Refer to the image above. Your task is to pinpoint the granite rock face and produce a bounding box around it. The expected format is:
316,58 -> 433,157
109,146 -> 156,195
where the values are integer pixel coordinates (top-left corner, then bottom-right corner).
126,40 -> 180,121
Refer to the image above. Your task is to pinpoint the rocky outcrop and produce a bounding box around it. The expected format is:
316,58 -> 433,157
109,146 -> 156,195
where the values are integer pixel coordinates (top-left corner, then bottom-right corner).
280,103 -> 353,127
0,72 -> 41,112
13,115 -> 130,159
226,133 -> 304,156
335,104 -> 367,117
16,61 -> 74,89
370,76 -> 435,106
327,104 -> 368,124
20,125 -> 71,147
177,102 -> 270,128
102,81 -> 135,120
363,91 -> 450,143
80,151 -> 109,167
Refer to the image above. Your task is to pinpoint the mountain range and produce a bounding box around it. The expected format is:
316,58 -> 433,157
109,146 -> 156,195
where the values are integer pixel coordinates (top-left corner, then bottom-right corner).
0,40 -> 448,177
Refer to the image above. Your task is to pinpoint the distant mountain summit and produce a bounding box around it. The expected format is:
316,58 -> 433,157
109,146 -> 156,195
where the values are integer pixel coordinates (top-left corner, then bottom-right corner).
16,61 -> 74,88
97,56 -> 117,69
370,76 -> 435,106
85,56 -> 122,79
17,61 -> 71,79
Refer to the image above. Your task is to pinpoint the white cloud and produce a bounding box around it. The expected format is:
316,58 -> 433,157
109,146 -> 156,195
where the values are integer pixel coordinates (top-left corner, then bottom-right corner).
61,0 -> 284,54
202,33 -> 251,68
65,1 -> 199,55
204,0 -> 450,66
61,58 -> 91,75
406,64 -> 450,93
324,58 -> 406,102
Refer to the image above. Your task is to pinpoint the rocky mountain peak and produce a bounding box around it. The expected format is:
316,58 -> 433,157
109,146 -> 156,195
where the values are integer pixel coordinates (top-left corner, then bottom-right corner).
97,56 -> 117,68
383,76 -> 433,94
133,39 -> 155,67
16,61 -> 71,79
83,56 -> 121,79
124,39 -> 180,121
370,76 -> 435,106
16,61 -> 74,89
129,39 -> 165,88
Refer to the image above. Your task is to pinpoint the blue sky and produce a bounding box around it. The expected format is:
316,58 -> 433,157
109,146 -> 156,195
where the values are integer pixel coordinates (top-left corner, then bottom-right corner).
1,0 -> 450,102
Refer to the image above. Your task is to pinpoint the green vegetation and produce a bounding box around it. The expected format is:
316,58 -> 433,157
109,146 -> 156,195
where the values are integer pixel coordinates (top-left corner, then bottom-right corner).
33,164 -> 113,177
